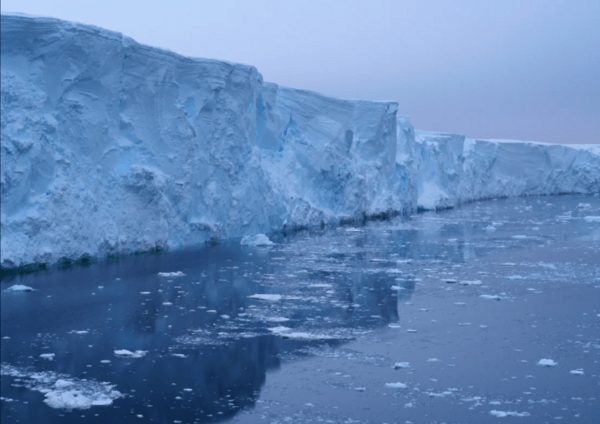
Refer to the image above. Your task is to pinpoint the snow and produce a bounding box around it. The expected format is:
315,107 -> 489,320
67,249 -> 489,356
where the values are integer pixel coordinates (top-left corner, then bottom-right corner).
240,234 -> 274,246
1,13 -> 599,270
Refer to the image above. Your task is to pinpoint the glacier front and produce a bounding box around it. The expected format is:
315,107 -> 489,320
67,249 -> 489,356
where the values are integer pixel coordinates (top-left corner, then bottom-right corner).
2,13 -> 599,270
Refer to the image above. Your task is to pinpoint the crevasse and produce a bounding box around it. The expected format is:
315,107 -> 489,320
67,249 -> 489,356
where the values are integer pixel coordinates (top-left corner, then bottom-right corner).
1,14 -> 599,269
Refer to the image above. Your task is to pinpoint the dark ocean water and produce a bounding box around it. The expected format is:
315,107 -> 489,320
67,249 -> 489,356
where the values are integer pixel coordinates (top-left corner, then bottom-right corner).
2,195 -> 599,424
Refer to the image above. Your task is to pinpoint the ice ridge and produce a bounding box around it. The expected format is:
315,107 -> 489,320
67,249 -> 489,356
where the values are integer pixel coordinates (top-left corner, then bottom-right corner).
1,14 -> 599,269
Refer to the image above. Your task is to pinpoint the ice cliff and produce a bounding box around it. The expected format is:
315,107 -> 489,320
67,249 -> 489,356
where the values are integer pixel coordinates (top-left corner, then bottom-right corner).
2,14 -> 599,270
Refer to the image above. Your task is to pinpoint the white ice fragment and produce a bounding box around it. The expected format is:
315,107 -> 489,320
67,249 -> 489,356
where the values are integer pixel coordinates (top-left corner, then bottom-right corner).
537,358 -> 557,367
393,362 -> 410,369
577,203 -> 591,209
240,234 -> 274,246
569,369 -> 584,375
484,225 -> 496,231
5,285 -> 34,292
267,326 -> 337,340
40,353 -> 55,360
583,216 -> 600,222
157,271 -> 185,277
406,329 -> 417,333
54,379 -> 74,389
249,294 -> 282,301
461,280 -> 482,286
354,387 -> 366,392
511,235 -> 529,239
307,283 -> 333,288
388,323 -> 401,329
140,292 -> 151,295
162,302 -> 173,306
172,354 -> 187,358
480,294 -> 502,300
427,358 -> 441,362
385,382 -> 407,389
114,349 -> 147,358
68,330 -> 89,334
489,410 -> 530,417
100,360 -> 111,363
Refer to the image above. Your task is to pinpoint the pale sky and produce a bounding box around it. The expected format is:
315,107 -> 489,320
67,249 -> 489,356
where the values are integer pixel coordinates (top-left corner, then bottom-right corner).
2,0 -> 599,144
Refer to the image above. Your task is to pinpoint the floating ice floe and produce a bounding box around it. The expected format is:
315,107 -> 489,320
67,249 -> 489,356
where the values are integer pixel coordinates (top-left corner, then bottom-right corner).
537,358 -> 557,367
569,369 -> 584,375
1,363 -> 123,410
68,330 -> 89,335
489,410 -> 530,417
406,329 -> 418,333
157,271 -> 185,277
480,294 -> 502,300
461,280 -> 482,286
40,353 -> 55,360
249,294 -> 282,301
240,234 -> 274,246
385,382 -> 407,389
577,203 -> 591,209
114,349 -> 147,358
484,225 -> 496,231
5,285 -> 34,292
307,283 -> 333,289
583,216 -> 600,222
388,323 -> 401,329
393,362 -> 410,369
267,326 -> 338,340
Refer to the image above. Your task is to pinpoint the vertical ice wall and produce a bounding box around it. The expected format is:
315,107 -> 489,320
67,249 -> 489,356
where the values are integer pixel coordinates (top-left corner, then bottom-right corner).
257,83 -> 401,226
1,14 -> 282,267
1,14 -> 599,270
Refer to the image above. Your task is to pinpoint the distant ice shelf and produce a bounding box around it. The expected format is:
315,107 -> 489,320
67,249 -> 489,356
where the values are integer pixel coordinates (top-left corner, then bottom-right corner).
1,13 -> 599,270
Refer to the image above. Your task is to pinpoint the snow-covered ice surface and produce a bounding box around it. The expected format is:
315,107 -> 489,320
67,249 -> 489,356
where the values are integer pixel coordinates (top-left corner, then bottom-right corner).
2,13 -> 599,270
2,195 -> 600,423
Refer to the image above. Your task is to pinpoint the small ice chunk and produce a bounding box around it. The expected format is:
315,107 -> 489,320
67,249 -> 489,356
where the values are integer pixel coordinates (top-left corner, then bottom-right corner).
162,302 -> 173,306
427,358 -> 441,362
511,235 -> 529,239
480,294 -> 501,300
484,225 -> 496,231
406,329 -> 417,333
157,271 -> 185,277
40,353 -> 55,360
240,234 -> 274,246
308,283 -> 333,288
583,216 -> 600,222
249,294 -> 282,301
489,410 -> 530,417
577,203 -> 591,209
172,354 -> 187,358
140,292 -> 151,295
385,382 -> 407,389
5,285 -> 34,292
100,360 -> 111,364
54,379 -> 73,389
388,323 -> 401,329
461,280 -> 482,286
393,362 -> 410,369
537,358 -> 557,367
354,387 -> 366,392
114,349 -> 147,358
570,369 -> 584,375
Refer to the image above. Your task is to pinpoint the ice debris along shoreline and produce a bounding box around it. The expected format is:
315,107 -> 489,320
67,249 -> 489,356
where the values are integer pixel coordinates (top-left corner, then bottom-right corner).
2,13 -> 600,270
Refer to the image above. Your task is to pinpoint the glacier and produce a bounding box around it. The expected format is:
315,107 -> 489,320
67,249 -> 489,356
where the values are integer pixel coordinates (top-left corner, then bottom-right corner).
1,13 -> 599,270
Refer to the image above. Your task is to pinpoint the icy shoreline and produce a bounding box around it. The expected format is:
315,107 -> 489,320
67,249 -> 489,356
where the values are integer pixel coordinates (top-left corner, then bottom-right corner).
2,13 -> 599,270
